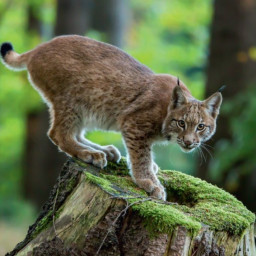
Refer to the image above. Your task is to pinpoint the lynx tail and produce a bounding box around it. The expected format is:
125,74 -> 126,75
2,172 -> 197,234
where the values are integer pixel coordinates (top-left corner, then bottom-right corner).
1,42 -> 28,70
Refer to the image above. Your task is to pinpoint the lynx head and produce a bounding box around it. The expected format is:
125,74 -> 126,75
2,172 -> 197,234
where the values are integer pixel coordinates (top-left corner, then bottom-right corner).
162,83 -> 222,153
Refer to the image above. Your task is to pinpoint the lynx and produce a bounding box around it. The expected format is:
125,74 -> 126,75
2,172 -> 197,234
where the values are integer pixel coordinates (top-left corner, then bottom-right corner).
0,35 -> 222,200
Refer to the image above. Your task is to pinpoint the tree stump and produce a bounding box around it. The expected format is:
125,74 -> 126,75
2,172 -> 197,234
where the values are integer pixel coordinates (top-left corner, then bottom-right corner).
7,158 -> 255,256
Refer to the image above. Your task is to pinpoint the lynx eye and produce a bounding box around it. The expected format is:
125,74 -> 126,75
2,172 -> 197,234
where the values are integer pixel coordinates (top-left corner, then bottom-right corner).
197,124 -> 205,131
177,120 -> 185,128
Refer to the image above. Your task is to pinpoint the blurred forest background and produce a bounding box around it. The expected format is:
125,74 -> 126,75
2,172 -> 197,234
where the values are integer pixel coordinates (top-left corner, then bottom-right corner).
0,0 -> 256,253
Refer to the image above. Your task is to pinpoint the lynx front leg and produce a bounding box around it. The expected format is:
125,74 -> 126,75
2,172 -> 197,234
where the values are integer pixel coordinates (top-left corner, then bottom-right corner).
48,114 -> 107,168
123,136 -> 166,200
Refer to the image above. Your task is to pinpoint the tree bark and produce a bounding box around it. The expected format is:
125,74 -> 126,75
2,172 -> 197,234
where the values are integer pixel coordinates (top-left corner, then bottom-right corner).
7,159 -> 256,256
24,111 -> 67,208
55,0 -> 93,36
198,0 -> 256,177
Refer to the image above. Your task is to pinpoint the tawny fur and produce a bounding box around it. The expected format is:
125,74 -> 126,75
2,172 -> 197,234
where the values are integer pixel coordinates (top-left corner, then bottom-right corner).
1,35 -> 222,200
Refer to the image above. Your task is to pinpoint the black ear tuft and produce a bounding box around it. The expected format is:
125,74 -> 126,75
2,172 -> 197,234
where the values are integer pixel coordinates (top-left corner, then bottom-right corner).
1,42 -> 13,58
218,85 -> 226,93
172,85 -> 187,109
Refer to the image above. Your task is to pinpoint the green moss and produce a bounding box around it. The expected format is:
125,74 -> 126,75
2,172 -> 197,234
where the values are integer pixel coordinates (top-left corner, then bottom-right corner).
31,206 -> 64,239
82,157 -> 146,196
65,176 -> 78,191
103,157 -> 129,176
31,211 -> 53,239
77,159 -> 255,237
131,200 -> 201,235
85,171 -> 147,197
159,170 -> 255,236
85,172 -> 117,194
74,159 -> 88,168
101,174 -> 147,196
173,203 -> 250,236
159,170 -> 242,205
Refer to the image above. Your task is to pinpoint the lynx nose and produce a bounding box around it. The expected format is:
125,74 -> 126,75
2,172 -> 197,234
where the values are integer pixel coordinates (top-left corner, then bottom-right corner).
184,140 -> 193,146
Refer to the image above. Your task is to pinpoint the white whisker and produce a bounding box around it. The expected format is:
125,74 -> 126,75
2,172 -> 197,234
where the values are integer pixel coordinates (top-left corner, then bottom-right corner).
202,142 -> 214,149
198,146 -> 206,163
201,144 -> 213,159
196,147 -> 203,165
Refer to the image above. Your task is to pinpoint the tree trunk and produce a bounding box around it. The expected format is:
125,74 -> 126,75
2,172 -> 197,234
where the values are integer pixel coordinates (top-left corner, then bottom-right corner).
92,0 -> 129,47
24,111 -> 67,208
197,0 -> 256,178
7,159 -> 255,256
55,0 -> 93,36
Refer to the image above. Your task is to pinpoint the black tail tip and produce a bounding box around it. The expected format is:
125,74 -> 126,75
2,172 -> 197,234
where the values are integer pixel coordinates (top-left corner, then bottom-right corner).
1,42 -> 13,58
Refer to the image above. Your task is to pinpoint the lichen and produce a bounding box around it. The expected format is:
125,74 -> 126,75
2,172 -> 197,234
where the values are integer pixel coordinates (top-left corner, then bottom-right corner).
78,159 -> 255,237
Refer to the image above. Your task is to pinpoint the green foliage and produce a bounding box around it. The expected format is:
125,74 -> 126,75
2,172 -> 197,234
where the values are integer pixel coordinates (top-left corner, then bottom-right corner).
128,0 -> 211,98
87,131 -> 126,156
0,198 -> 35,226
0,0 -> 55,222
209,87 -> 256,189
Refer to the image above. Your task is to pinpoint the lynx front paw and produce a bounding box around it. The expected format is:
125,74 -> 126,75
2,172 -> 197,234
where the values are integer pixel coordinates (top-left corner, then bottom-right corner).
135,178 -> 166,201
151,184 -> 166,201
79,150 -> 107,169
102,145 -> 121,163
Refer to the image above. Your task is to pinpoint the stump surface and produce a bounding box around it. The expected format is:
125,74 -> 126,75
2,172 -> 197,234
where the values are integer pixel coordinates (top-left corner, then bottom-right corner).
7,158 -> 256,256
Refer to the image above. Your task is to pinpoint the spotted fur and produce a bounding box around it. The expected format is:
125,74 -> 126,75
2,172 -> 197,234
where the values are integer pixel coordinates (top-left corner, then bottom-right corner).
0,35 -> 222,200
162,87 -> 222,153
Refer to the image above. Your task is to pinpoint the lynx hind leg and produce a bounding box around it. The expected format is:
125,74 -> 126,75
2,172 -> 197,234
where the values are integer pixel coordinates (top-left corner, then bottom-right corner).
48,113 -> 107,168
123,136 -> 166,200
77,133 -> 121,163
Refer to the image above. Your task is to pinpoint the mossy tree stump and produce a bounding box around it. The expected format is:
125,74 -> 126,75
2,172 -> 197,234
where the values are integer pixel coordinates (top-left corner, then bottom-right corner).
7,158 -> 255,256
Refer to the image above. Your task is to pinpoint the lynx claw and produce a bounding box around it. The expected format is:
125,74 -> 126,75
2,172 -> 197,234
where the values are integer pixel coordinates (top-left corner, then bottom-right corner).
102,145 -> 121,163
80,151 -> 107,169
92,152 -> 107,169
135,178 -> 166,201
151,185 -> 166,201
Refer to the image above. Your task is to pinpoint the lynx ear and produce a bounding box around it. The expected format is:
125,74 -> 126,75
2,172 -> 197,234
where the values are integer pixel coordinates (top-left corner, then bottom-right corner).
204,92 -> 222,118
171,85 -> 187,109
